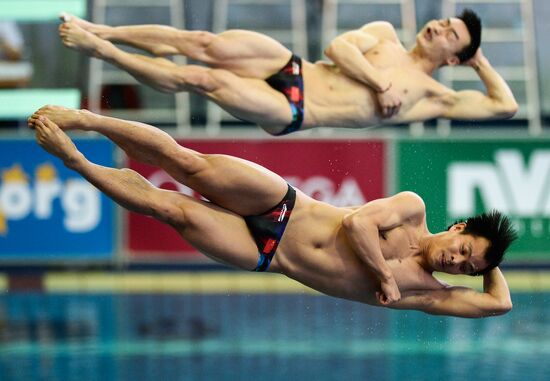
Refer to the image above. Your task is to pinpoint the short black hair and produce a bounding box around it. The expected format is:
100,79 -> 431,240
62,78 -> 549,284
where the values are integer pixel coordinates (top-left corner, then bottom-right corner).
448,210 -> 518,276
456,8 -> 482,62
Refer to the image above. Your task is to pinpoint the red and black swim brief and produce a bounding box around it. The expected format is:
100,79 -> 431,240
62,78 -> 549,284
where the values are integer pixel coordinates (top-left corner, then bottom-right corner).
265,54 -> 304,135
244,184 -> 296,271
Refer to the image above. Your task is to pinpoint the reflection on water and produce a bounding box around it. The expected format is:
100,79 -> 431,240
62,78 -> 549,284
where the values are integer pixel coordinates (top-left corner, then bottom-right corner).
0,293 -> 549,381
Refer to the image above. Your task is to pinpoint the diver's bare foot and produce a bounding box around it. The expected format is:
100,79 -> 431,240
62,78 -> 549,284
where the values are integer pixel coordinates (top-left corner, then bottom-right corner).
34,116 -> 84,167
59,12 -> 110,37
59,21 -> 111,58
28,105 -> 95,131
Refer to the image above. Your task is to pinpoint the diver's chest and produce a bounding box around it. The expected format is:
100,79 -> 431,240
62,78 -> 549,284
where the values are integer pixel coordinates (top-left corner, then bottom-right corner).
363,42 -> 409,69
392,69 -> 430,100
386,257 -> 434,291
379,227 -> 418,260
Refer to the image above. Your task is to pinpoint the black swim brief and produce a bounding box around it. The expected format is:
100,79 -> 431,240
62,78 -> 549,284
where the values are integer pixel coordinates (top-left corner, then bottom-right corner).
265,54 -> 304,135
244,184 -> 296,272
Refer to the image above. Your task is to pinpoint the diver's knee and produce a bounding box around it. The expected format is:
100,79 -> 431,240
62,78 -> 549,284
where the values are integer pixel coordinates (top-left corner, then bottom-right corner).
186,68 -> 234,94
190,30 -> 216,47
171,149 -> 209,176
152,196 -> 188,227
171,66 -> 215,93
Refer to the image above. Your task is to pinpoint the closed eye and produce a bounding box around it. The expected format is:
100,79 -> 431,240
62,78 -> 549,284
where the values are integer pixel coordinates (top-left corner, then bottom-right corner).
447,19 -> 460,40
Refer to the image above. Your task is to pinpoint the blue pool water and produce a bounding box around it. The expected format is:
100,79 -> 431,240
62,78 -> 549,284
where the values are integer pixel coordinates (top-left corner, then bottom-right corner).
1,292 -> 549,381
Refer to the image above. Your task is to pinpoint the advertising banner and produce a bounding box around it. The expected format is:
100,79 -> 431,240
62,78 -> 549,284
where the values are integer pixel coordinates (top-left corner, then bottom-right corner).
128,139 -> 386,259
396,139 -> 550,260
0,138 -> 115,261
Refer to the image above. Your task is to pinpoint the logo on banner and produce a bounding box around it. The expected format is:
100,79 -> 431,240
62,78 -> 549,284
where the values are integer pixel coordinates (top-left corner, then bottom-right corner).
0,163 -> 101,235
286,176 -> 366,206
448,149 -> 550,236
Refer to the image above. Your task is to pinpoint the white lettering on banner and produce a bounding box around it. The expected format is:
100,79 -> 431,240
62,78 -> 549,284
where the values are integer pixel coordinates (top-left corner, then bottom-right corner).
496,151 -> 550,216
448,150 -> 550,218
298,176 -> 335,202
326,177 -> 366,206
35,180 -> 62,218
448,164 -> 509,216
0,163 -> 101,233
1,182 -> 32,220
284,176 -> 366,206
62,180 -> 101,233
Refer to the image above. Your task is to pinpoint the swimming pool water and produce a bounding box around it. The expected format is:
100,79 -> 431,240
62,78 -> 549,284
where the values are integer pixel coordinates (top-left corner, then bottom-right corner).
1,293 -> 549,381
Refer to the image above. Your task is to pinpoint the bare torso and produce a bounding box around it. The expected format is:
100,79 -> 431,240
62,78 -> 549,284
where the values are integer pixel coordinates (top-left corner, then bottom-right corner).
301,40 -> 443,128
272,191 -> 443,305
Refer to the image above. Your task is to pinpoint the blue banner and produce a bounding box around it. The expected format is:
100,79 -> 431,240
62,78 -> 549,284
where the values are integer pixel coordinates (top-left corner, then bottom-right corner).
0,138 -> 115,261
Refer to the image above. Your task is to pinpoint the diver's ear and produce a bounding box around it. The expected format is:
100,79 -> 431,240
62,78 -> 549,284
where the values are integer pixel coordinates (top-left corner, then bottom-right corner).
449,222 -> 466,232
446,56 -> 460,66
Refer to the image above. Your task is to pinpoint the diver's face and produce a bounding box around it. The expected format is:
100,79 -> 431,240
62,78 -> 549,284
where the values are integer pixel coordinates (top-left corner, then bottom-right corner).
417,17 -> 471,65
428,224 -> 490,275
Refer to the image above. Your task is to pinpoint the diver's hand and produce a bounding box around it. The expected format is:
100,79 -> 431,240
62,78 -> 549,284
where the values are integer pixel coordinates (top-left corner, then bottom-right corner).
377,276 -> 401,305
463,48 -> 489,71
376,83 -> 402,118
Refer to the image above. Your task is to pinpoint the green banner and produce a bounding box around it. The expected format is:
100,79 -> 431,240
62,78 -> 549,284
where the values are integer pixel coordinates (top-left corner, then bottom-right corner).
396,138 -> 550,261
0,89 -> 80,119
0,0 -> 86,21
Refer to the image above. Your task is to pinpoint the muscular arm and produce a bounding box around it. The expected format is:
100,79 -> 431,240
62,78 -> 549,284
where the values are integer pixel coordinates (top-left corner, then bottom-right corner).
342,192 -> 426,302
390,268 -> 513,318
324,22 -> 395,92
440,53 -> 518,121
